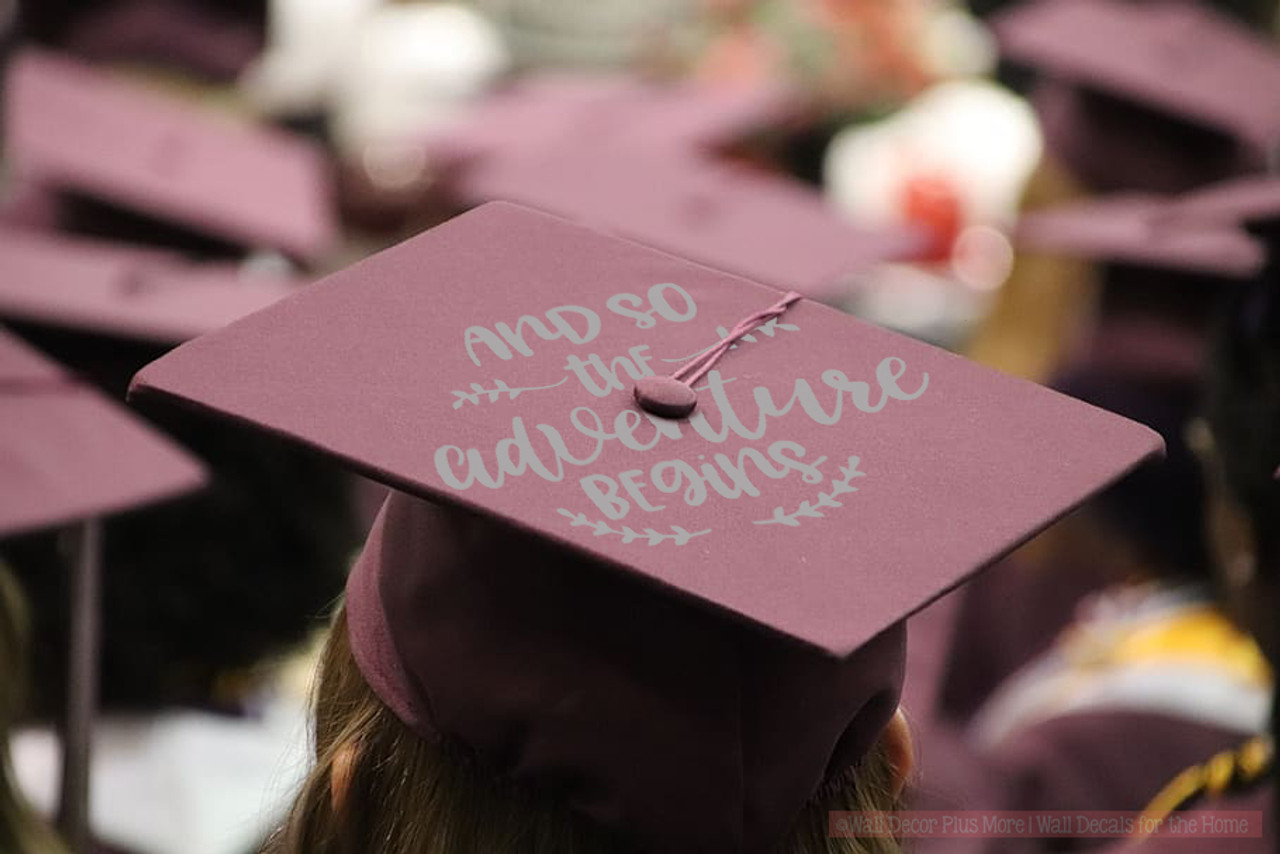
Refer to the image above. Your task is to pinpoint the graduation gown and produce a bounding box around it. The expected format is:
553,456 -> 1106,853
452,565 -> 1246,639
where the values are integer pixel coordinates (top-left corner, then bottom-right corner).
1101,782 -> 1274,854
910,584 -> 1272,853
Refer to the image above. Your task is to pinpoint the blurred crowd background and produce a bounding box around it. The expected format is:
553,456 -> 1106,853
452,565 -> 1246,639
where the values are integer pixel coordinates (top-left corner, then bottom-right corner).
0,0 -> 1278,852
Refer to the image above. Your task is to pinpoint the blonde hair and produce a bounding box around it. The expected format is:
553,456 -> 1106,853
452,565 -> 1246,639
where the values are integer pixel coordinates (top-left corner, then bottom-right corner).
263,605 -> 905,854
0,565 -> 68,854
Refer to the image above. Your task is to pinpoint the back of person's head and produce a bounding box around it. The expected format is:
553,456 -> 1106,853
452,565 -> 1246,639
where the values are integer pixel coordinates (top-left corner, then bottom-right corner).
0,564 -> 67,854
262,605 -> 906,854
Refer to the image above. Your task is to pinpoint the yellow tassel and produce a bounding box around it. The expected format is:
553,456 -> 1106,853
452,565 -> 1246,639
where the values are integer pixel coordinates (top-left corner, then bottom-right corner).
1133,736 -> 1274,840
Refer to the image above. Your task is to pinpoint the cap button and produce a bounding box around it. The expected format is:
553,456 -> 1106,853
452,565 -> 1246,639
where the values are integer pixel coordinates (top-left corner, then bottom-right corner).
633,376 -> 697,419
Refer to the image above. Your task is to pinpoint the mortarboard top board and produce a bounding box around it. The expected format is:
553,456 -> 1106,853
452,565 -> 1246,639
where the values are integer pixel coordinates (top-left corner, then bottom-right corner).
0,183 -> 65,232
1,327 -> 206,537
432,73 -> 802,164
1,326 -> 204,854
426,72 -> 910,300
3,50 -> 337,263
1169,175 -> 1280,238
131,202 -> 1162,851
450,143 -> 926,300
1015,194 -> 1266,277
0,227 -> 302,345
992,0 -> 1280,154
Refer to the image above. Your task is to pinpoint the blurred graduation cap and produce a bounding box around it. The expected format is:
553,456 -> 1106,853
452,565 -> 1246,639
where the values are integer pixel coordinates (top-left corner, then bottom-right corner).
433,74 -> 804,163
1,330 -> 204,534
423,73 -> 918,301
3,50 -> 337,263
447,142 -> 924,301
1017,194 -> 1266,277
1171,175 -> 1280,246
1016,190 -> 1266,379
132,202 -> 1161,852
993,0 -> 1280,192
1,328 -> 204,853
0,227 -> 303,345
0,220 -> 296,849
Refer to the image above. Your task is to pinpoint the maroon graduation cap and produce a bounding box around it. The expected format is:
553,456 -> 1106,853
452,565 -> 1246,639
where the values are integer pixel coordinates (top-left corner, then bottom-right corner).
1016,193 -> 1266,276
433,74 -> 803,163
428,73 -> 919,300
1171,175 -> 1280,234
994,0 -> 1280,191
450,143 -> 924,301
1016,187 -> 1269,380
3,50 -> 337,263
0,227 -> 303,345
1,330 -> 204,534
131,202 -> 1160,853
0,183 -> 66,232
1,328 -> 204,853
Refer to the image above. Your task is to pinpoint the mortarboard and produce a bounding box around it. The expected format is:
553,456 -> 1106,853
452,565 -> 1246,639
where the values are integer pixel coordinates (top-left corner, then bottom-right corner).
1015,191 -> 1268,385
993,0 -> 1280,192
3,49 -> 337,263
432,74 -> 803,164
130,202 -> 1162,852
1169,179 -> 1280,318
993,0 -> 1280,149
1,328 -> 204,853
1171,175 -> 1280,241
1015,194 -> 1266,277
449,143 -> 925,300
1,329 -> 205,536
0,227 -> 302,345
424,73 -> 915,300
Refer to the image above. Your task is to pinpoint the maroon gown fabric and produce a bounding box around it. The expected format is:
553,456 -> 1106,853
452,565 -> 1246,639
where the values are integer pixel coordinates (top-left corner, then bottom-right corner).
912,712 -> 1245,853
1098,783 -> 1275,854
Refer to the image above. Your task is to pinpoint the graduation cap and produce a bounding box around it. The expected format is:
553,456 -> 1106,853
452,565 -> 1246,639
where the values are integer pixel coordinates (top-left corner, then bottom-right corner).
993,0 -> 1280,191
426,73 -> 916,300
449,143 -> 924,301
0,227 -> 303,345
130,202 -> 1161,853
1,328 -> 204,853
1016,190 -> 1267,380
1,331 -> 204,534
1016,194 -> 1266,277
1171,175 -> 1280,243
433,74 -> 803,163
3,50 -> 337,263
